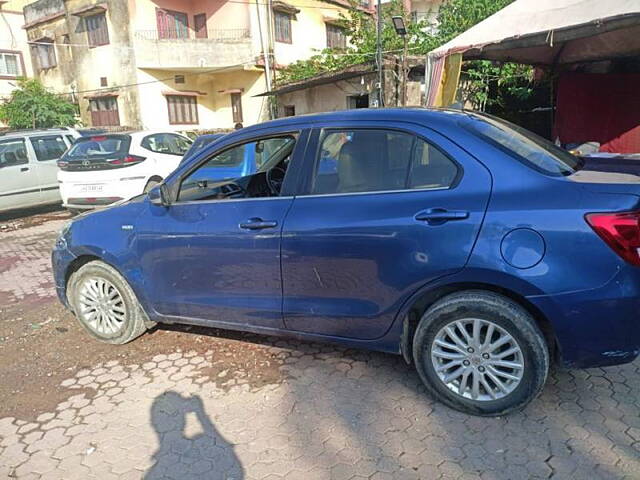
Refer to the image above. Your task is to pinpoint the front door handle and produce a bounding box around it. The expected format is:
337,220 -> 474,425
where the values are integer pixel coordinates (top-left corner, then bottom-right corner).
415,208 -> 469,225
20,167 -> 29,172
239,218 -> 278,230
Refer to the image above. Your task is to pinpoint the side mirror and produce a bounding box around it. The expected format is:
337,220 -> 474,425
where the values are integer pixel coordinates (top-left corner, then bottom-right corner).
148,184 -> 170,207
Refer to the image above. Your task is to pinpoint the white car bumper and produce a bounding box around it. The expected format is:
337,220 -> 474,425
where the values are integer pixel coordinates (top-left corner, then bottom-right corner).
59,173 -> 148,210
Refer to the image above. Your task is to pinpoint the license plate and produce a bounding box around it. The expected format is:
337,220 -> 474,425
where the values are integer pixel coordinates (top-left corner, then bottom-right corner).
79,184 -> 103,193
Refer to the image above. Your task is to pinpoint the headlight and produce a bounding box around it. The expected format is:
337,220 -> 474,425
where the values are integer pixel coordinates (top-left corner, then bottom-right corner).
55,221 -> 73,249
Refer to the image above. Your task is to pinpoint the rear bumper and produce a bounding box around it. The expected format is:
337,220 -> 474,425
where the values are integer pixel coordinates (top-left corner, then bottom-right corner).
528,267 -> 640,368
59,176 -> 147,210
63,197 -> 123,210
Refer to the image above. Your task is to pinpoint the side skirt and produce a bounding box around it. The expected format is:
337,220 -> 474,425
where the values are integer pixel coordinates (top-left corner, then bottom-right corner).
155,314 -> 403,356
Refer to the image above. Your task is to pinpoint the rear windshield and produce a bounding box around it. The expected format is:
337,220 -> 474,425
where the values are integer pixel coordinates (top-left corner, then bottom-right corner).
463,113 -> 582,176
64,135 -> 131,159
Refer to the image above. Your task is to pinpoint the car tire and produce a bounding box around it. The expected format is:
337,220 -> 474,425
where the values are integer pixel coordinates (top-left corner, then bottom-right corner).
67,260 -> 151,344
143,178 -> 161,193
412,290 -> 549,416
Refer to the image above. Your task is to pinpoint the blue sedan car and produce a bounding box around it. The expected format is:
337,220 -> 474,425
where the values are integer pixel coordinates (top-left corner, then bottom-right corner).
52,109 -> 640,415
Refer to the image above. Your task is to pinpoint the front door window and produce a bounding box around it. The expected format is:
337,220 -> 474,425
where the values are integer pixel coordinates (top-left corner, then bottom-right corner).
178,135 -> 297,202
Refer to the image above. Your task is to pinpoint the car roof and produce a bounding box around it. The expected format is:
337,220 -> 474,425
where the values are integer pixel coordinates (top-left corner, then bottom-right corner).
193,133 -> 225,142
236,107 -> 474,135
0,127 -> 78,138
72,130 -> 191,140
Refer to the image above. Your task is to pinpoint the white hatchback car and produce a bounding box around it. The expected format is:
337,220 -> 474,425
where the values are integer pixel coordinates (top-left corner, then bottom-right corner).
57,131 -> 192,211
0,128 -> 80,214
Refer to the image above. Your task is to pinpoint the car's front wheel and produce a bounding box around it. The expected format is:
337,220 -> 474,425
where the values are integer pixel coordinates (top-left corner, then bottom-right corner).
68,261 -> 151,344
413,290 -> 549,416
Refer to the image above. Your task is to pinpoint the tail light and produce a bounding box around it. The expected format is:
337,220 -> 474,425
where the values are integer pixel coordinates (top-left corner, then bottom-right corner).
107,155 -> 146,166
585,211 -> 640,266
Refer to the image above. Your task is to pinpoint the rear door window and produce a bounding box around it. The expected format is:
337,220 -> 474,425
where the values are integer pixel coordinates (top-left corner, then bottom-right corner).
0,138 -> 29,167
141,133 -> 192,156
30,135 -> 68,161
409,140 -> 459,189
311,129 -> 459,195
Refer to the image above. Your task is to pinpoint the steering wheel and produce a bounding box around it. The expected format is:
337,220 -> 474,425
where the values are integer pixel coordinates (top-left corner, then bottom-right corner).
266,166 -> 286,195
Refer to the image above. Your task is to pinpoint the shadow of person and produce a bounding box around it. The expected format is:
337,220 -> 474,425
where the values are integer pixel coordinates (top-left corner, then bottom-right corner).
145,391 -> 244,480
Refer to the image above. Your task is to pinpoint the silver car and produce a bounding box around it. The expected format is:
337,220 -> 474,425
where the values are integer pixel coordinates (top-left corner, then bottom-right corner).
0,128 -> 80,214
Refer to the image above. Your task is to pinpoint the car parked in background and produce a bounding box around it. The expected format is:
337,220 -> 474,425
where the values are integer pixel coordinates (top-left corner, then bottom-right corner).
57,131 -> 192,211
179,132 -> 267,181
53,109 -> 640,416
0,128 -> 80,214
181,133 -> 226,165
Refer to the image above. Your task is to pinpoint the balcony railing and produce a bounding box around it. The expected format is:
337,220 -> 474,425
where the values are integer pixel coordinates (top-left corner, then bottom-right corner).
135,29 -> 251,42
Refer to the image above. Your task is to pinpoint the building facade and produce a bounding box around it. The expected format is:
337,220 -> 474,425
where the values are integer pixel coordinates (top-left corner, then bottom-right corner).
21,0 -> 365,131
0,1 -> 33,103
268,57 -> 426,117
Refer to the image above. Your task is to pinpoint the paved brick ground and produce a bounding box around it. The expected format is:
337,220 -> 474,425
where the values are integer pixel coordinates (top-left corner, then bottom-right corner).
0,217 -> 67,305
1,214 -> 639,480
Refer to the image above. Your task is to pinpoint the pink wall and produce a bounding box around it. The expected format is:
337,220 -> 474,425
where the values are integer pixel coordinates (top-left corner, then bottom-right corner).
148,0 -> 249,32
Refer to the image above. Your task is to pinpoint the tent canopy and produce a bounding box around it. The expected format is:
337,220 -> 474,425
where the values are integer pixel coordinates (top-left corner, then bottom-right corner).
429,0 -> 640,65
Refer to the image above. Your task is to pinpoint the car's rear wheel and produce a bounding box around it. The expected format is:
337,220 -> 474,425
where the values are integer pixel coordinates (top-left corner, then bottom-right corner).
68,261 -> 150,344
413,290 -> 549,416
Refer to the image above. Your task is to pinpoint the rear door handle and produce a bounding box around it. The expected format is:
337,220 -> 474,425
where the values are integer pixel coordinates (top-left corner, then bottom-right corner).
239,218 -> 278,230
20,167 -> 29,172
415,208 -> 469,225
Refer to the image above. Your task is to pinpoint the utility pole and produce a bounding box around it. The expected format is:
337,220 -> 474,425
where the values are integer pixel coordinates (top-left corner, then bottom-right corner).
392,16 -> 408,106
401,31 -> 408,106
265,0 -> 278,119
255,0 -> 273,116
376,0 -> 384,107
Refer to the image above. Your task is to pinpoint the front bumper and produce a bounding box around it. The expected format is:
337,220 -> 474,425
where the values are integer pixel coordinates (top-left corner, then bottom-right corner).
51,235 -> 77,309
528,267 -> 640,368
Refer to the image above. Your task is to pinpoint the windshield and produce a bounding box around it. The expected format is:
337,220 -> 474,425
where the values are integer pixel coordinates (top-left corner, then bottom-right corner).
64,135 -> 131,159
463,113 -> 582,176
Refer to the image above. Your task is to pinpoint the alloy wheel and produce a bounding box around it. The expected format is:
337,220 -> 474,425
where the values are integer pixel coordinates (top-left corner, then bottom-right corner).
431,318 -> 524,401
77,277 -> 127,335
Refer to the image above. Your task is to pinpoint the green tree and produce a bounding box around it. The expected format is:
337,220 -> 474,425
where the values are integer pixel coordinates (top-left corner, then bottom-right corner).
435,0 -> 533,110
0,78 -> 77,129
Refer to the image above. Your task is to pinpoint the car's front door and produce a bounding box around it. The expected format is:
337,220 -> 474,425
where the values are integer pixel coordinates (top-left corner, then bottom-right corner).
0,137 -> 41,212
29,134 -> 69,203
138,130 -> 307,330
281,123 -> 492,340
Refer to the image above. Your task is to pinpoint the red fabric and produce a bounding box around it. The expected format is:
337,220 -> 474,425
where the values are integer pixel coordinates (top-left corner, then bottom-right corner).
553,72 -> 640,153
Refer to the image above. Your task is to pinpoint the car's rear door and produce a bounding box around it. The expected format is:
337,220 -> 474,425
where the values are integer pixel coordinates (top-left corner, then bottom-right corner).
139,133 -> 192,179
29,134 -> 69,203
0,136 -> 41,211
281,121 -> 492,340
